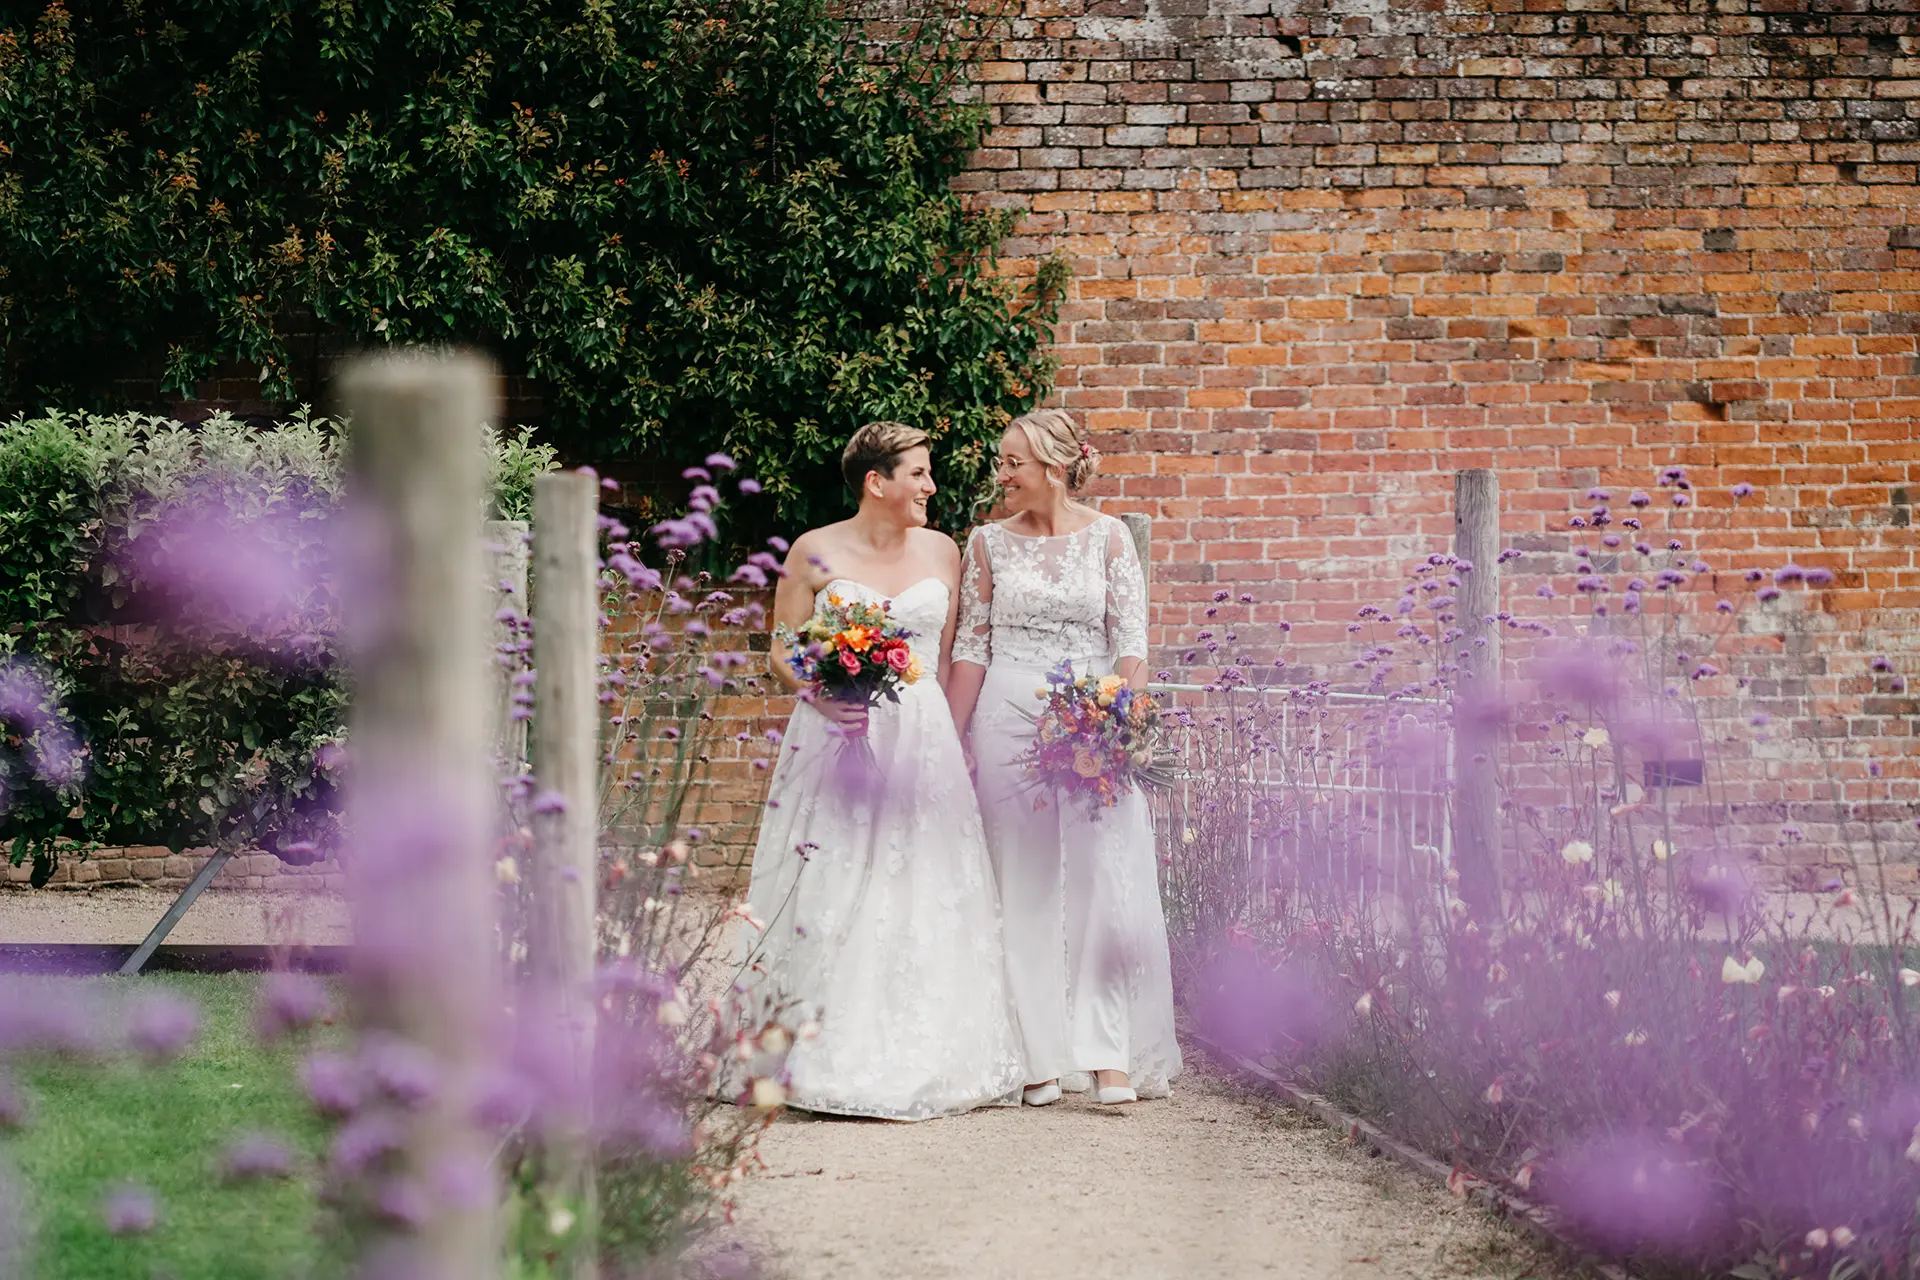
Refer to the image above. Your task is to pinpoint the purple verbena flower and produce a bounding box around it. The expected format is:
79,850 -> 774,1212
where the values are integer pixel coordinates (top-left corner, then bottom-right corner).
127,993 -> 200,1063
256,972 -> 330,1042
102,1184 -> 159,1236
222,1132 -> 297,1183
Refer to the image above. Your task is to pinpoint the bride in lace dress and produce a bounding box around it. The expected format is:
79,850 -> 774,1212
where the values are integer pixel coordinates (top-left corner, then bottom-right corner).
948,409 -> 1182,1107
737,421 -> 1024,1120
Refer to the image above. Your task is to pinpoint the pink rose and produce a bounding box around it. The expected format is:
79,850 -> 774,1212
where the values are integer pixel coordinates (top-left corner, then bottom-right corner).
885,646 -> 911,672
838,651 -> 862,675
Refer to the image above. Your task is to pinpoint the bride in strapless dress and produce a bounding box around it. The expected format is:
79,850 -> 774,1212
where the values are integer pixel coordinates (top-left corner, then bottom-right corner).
735,421 -> 1022,1120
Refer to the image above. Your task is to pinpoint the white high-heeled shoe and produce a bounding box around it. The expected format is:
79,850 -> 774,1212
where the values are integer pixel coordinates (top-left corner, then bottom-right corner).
1096,1085 -> 1138,1105
1022,1083 -> 1062,1107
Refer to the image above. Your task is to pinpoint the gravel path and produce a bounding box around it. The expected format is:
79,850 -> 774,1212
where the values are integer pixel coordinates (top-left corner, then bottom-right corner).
0,887 -> 349,946
721,1051 -> 1559,1280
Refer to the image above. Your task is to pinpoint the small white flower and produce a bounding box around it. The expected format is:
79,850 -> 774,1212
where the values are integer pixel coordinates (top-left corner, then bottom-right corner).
1582,727 -> 1609,748
1900,968 -> 1920,988
1354,991 -> 1374,1016
1816,985 -> 1836,1000
760,1025 -> 792,1055
1623,1029 -> 1649,1046
1182,827 -> 1198,846
548,1206 -> 577,1237
1651,839 -> 1671,861
1483,1079 -> 1504,1105
1512,1163 -> 1534,1191
1805,1228 -> 1830,1250
1832,1226 -> 1856,1249
751,1078 -> 787,1110
1561,840 -> 1595,864
1847,1114 -> 1866,1137
1721,955 -> 1764,985
655,1000 -> 688,1027
1604,989 -> 1622,1011
494,857 -> 520,885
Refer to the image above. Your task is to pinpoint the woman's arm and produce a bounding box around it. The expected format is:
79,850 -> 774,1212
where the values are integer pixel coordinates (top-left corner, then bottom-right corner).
934,534 -> 963,691
768,533 -> 867,731
767,533 -> 820,696
946,527 -> 993,740
1103,520 -> 1151,690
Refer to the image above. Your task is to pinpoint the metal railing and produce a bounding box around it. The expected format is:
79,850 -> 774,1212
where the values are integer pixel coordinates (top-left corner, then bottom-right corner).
1150,682 -> 1453,929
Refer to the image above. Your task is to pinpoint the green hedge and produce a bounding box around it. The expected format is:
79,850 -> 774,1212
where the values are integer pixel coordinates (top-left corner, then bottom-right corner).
0,408 -> 553,878
0,0 -> 1064,533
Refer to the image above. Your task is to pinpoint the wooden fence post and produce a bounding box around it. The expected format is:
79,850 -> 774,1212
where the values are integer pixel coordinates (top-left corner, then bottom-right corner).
530,471 -> 601,1274
339,350 -> 500,1278
485,519 -> 531,772
1451,469 -> 1503,926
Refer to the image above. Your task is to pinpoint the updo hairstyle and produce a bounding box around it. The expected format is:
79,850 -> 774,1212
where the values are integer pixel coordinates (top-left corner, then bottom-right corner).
1009,408 -> 1099,492
841,420 -> 930,494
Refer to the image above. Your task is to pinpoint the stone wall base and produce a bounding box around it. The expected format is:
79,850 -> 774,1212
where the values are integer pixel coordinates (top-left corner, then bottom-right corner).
3,846 -> 344,893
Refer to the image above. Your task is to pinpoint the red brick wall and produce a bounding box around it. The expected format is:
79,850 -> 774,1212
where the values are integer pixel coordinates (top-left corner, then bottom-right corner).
64,1 -> 1920,886
667,0 -> 1919,879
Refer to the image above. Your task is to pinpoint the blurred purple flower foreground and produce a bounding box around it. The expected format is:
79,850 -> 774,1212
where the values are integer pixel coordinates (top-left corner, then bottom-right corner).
1161,470 -> 1920,1277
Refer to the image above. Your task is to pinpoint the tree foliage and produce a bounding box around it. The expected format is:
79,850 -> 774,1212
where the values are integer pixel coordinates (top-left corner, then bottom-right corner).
0,408 -> 552,873
0,0 -> 1063,530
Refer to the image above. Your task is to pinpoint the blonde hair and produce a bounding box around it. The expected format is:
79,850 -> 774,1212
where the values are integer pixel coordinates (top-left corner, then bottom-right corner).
841,420 -> 930,493
1009,408 -> 1098,491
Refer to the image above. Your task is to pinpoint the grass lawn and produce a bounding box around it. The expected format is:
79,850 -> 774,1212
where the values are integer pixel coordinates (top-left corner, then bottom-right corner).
3,973 -> 336,1280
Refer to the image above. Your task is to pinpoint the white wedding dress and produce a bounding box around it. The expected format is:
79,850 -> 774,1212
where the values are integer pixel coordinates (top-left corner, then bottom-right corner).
956,515 -> 1182,1098
737,577 -> 1024,1120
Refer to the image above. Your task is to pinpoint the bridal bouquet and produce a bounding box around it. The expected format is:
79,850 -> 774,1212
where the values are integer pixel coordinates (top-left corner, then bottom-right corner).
777,592 -> 922,779
1017,660 -> 1173,817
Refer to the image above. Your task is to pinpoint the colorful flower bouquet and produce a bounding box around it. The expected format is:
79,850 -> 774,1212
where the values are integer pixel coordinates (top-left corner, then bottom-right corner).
776,592 -> 922,778
1016,660 -> 1174,817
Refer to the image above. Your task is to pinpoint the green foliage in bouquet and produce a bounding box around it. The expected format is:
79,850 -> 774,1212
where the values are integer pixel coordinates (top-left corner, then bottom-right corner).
0,0 -> 1064,532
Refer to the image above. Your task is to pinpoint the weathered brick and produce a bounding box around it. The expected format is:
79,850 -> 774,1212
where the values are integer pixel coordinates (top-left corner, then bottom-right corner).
52,0 -> 1915,884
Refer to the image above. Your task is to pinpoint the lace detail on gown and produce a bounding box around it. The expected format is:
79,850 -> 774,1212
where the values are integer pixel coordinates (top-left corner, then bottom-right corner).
954,514 -> 1148,669
735,577 -> 1024,1120
955,515 -> 1182,1098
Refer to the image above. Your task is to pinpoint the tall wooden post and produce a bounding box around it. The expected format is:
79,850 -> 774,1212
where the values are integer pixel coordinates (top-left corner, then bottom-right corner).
530,471 -> 600,1274
1451,469 -> 1503,926
339,350 -> 500,1279
485,519 -> 531,772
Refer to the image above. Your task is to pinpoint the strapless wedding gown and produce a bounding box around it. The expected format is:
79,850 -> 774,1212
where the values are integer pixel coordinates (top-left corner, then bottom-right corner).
737,577 -> 1023,1120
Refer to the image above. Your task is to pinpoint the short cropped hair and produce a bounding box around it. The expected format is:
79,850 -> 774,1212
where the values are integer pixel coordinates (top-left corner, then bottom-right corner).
841,420 -> 930,493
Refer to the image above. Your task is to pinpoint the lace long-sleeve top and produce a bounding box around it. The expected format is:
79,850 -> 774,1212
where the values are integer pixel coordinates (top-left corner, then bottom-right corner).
953,514 -> 1149,670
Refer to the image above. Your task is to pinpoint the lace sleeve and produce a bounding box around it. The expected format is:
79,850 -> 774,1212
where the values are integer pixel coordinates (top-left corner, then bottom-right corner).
953,526 -> 993,667
1103,518 -> 1149,665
